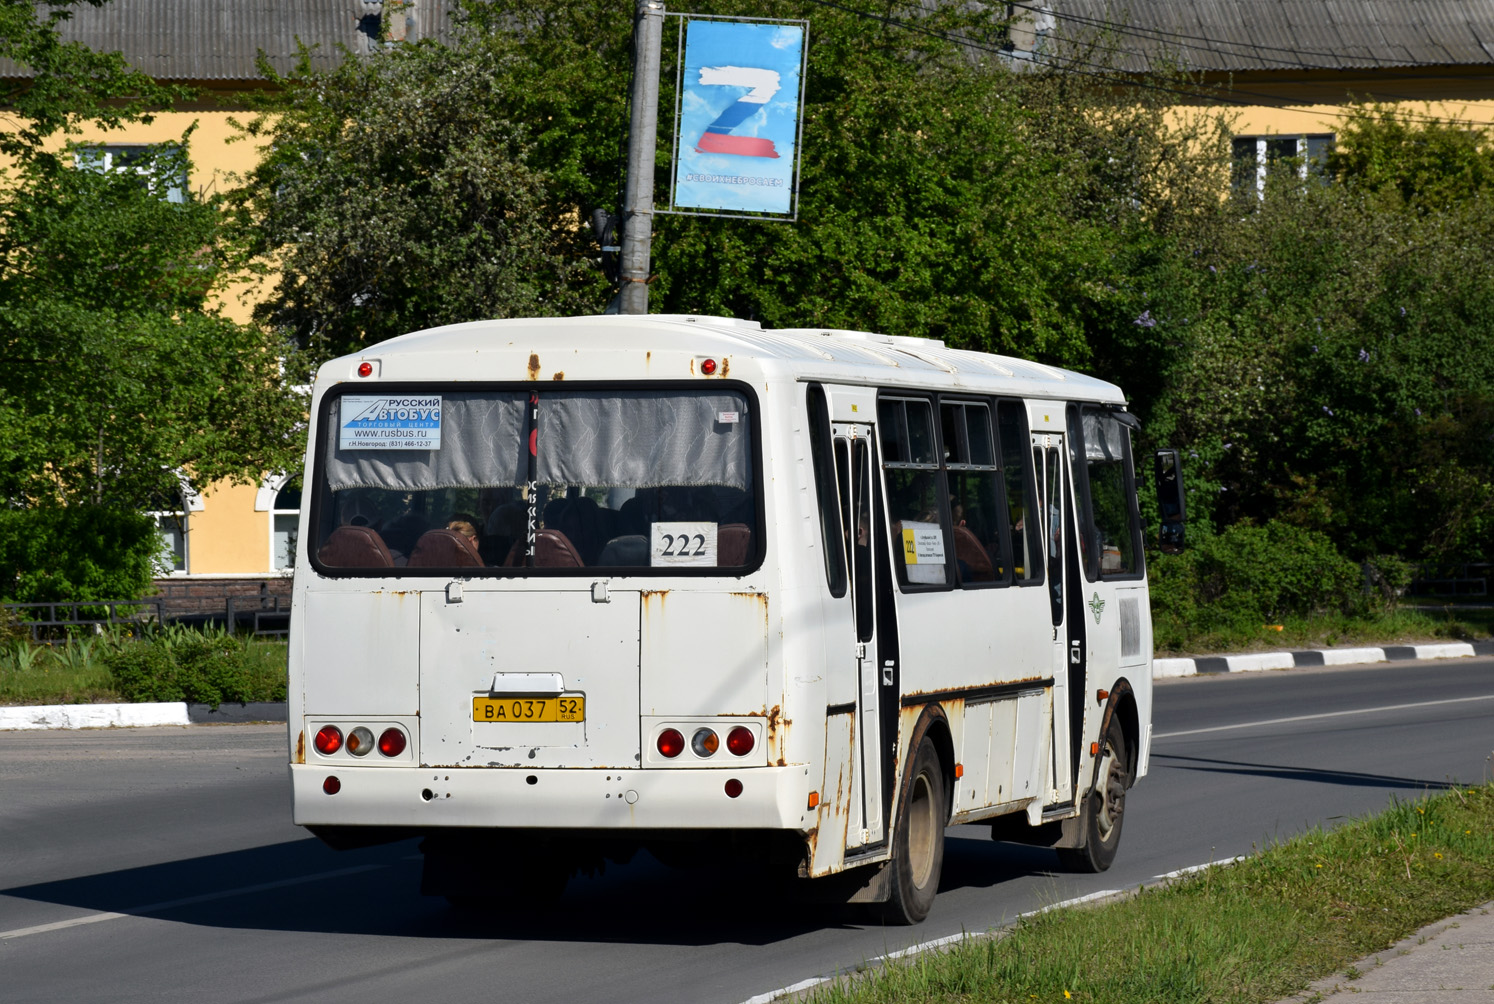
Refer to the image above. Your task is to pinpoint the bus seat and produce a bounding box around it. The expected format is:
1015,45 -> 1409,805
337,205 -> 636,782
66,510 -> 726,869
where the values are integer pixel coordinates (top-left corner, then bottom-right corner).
596,534 -> 648,567
318,525 -> 395,568
953,525 -> 996,582
558,495 -> 606,564
717,523 -> 753,566
502,528 -> 585,567
408,528 -> 483,568
478,534 -> 512,566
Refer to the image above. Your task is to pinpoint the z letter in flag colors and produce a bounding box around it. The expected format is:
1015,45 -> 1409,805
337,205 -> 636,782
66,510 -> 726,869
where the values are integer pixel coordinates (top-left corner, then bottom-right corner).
696,66 -> 782,158
673,20 -> 803,215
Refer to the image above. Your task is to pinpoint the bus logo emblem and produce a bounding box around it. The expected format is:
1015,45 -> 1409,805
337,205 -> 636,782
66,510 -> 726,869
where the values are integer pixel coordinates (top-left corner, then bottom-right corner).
1089,592 -> 1106,624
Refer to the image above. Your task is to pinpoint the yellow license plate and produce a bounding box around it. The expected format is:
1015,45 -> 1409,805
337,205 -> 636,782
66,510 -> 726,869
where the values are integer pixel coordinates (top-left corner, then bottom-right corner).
472,695 -> 585,723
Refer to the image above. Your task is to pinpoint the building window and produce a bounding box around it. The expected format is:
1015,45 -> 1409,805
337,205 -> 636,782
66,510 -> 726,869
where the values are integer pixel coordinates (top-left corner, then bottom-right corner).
1231,134 -> 1334,199
73,143 -> 188,203
271,478 -> 302,571
148,511 -> 188,574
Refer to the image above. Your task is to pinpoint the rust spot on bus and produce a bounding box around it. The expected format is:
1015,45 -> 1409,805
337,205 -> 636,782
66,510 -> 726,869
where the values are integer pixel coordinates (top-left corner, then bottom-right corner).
528,353 -> 541,380
552,371 -> 565,381
720,357 -> 730,377
294,731 -> 305,764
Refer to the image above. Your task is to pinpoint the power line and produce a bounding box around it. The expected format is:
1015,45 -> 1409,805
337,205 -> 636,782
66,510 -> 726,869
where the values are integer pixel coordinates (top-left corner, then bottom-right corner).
795,0 -> 1494,129
1007,0 -> 1480,73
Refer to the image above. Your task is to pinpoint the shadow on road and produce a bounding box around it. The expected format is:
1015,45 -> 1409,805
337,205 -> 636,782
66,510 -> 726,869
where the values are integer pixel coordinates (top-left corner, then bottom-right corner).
1152,752 -> 1464,791
4,825 -> 1069,944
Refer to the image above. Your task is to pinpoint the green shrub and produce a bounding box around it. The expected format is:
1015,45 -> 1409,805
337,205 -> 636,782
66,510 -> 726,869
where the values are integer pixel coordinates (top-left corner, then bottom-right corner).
0,506 -> 160,603
1149,520 -> 1364,648
103,628 -> 288,707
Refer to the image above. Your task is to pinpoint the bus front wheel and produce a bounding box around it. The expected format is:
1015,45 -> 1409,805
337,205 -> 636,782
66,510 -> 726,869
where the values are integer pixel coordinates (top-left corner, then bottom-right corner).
1058,716 -> 1130,873
882,734 -> 947,924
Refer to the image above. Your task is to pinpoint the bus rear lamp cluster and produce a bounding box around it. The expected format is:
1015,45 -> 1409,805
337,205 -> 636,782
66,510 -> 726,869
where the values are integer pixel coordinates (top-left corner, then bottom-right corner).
314,724 -> 407,759
655,725 -> 755,760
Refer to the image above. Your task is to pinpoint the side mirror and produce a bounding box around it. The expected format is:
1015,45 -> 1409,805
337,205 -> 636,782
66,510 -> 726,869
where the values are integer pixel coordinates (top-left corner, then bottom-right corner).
1154,449 -> 1186,553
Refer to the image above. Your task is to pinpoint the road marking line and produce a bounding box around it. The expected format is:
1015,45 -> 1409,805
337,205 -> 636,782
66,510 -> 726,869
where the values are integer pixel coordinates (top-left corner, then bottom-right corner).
0,862 -> 390,941
1154,858 -> 1246,880
1155,693 -> 1494,740
737,888 -> 1124,1004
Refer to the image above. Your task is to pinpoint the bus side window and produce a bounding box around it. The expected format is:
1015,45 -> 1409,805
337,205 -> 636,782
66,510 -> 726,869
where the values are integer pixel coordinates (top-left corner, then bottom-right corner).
879,397 -> 952,588
806,385 -> 847,596
940,400 -> 1006,586
997,400 -> 1043,585
1080,408 -> 1144,579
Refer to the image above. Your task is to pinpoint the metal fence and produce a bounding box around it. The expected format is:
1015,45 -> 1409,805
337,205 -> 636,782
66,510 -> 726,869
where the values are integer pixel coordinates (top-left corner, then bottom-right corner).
1409,562 -> 1492,598
1,599 -> 166,643
2,585 -> 293,642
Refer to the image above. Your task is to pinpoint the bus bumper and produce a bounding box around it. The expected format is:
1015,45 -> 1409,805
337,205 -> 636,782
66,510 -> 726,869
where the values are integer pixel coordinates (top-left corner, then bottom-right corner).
290,762 -> 818,832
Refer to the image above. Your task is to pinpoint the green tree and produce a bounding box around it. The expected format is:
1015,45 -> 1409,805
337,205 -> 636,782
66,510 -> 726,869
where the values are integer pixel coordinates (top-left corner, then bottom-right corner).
1330,102 -> 1494,211
0,0 -> 182,165
230,29 -> 606,361
0,2 -> 305,597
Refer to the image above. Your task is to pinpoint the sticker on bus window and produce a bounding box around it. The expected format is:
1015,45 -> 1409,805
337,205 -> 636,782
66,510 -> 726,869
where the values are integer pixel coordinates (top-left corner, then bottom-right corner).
651,522 -> 717,566
339,396 -> 442,450
900,520 -> 946,583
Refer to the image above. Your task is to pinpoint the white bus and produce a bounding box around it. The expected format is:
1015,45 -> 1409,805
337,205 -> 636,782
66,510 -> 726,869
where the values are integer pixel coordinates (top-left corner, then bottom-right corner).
288,314 -> 1156,923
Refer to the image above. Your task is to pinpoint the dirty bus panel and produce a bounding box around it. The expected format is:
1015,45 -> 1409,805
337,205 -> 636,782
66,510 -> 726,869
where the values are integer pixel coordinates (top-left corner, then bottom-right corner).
288,315 -> 1153,927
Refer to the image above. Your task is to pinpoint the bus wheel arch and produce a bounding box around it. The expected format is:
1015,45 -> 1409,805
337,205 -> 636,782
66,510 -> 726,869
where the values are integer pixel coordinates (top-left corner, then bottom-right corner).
883,706 -> 953,925
1058,686 -> 1136,874
1105,679 -> 1140,783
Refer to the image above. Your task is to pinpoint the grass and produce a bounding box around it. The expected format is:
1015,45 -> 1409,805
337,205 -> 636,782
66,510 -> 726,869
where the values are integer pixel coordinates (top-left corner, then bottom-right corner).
810,785 -> 1494,1004
1154,603 -> 1494,656
0,625 -> 288,706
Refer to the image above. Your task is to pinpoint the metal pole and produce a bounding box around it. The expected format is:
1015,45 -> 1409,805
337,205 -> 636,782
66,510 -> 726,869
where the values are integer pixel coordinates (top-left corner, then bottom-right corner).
619,0 -> 665,315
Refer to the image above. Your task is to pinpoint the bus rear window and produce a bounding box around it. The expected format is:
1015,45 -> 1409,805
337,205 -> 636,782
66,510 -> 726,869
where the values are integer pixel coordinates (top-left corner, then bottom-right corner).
311,388 -> 758,573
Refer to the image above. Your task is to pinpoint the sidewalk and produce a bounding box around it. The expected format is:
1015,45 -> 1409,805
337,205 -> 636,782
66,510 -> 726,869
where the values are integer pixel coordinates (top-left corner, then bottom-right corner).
1277,901 -> 1494,1002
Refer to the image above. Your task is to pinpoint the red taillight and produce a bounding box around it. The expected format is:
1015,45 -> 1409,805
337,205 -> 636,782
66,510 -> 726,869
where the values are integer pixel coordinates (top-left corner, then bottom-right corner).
724,778 -> 743,798
657,728 -> 685,759
323,776 -> 341,795
726,726 -> 755,757
701,358 -> 717,376
378,727 -> 407,757
314,725 -> 343,755
357,361 -> 373,377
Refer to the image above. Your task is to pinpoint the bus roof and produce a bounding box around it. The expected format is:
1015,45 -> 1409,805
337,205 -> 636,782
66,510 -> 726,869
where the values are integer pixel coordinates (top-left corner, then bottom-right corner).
325,314 -> 1127,406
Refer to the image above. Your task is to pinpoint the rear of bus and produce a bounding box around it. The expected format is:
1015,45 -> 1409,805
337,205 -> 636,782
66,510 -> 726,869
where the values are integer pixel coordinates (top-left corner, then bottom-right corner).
286,328 -> 818,899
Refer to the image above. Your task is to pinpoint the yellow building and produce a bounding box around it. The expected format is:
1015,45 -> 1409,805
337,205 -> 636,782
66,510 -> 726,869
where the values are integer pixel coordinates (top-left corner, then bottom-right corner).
1034,1 -> 1494,182
0,1 -> 452,614
7,0 -> 1494,608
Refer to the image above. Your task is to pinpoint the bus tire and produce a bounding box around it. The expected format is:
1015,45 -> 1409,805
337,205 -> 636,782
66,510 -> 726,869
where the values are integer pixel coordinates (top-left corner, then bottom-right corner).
882,734 -> 946,924
1058,715 -> 1129,873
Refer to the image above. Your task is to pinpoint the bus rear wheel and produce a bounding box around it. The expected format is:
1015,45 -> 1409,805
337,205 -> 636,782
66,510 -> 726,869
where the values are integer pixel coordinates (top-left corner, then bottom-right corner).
882,735 -> 947,924
1058,716 -> 1130,874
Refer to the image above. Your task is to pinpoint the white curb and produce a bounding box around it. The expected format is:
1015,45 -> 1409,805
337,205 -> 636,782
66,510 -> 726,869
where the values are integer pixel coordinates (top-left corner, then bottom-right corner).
0,702 -> 189,731
1155,640 -> 1486,679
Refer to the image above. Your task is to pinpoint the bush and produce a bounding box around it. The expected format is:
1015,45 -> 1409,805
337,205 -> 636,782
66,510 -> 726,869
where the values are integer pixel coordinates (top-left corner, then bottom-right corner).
103,627 -> 288,707
0,506 -> 161,603
1149,520 -> 1363,647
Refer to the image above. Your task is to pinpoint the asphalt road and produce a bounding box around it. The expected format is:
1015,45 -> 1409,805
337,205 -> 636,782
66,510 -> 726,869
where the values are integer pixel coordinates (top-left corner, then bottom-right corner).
3,657 -> 1492,1003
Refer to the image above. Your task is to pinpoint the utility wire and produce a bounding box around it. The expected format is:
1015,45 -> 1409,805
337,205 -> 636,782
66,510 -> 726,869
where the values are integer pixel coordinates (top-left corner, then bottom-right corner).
1006,0 -> 1481,72
797,0 -> 1494,129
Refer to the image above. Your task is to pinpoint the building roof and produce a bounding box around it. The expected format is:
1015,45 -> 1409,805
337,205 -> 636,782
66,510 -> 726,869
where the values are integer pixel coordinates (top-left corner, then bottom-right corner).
1047,0 -> 1494,73
0,0 -> 455,82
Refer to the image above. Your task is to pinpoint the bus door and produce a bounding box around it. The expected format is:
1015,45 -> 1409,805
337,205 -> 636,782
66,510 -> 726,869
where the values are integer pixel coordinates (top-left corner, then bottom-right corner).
833,424 -> 887,849
1031,433 -> 1075,806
